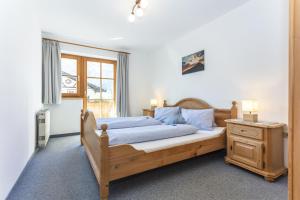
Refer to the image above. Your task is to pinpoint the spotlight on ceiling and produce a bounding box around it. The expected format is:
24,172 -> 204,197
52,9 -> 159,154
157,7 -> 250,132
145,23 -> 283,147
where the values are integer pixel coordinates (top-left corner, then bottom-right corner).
128,0 -> 149,23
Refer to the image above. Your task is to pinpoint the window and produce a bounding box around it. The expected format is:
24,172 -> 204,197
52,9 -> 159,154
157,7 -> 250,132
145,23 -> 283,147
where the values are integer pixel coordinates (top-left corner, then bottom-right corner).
60,54 -> 116,118
85,58 -> 116,118
61,54 -> 82,97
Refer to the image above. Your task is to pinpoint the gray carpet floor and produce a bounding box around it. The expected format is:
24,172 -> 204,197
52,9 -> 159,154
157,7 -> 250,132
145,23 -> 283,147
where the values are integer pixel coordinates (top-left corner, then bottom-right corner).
8,136 -> 287,200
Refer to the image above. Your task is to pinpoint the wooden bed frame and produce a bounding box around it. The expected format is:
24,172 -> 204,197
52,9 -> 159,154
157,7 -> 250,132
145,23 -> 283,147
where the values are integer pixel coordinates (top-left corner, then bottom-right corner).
80,98 -> 237,200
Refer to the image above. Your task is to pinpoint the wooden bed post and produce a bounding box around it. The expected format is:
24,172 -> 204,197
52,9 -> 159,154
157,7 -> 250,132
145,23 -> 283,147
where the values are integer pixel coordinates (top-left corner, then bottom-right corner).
163,100 -> 167,107
80,109 -> 84,145
99,124 -> 109,200
231,101 -> 238,119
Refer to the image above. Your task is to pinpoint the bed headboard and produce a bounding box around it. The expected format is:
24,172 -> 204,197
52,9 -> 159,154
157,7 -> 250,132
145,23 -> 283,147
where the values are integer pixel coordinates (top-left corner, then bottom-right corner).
163,98 -> 237,127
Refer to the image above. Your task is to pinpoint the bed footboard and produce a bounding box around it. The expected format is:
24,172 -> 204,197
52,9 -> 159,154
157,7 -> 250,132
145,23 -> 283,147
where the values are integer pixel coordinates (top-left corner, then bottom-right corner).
81,110 -> 109,200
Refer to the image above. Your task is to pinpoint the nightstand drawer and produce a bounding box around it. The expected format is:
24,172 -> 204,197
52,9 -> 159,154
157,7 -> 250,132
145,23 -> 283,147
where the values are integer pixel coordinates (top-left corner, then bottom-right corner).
230,124 -> 263,140
228,136 -> 263,169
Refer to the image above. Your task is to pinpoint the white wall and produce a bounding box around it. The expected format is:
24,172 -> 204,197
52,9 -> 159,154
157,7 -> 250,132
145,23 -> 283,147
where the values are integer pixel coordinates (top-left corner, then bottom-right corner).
0,0 -> 42,198
45,42 -> 118,135
128,49 -> 155,116
151,0 -> 288,119
141,0 -> 289,165
60,42 -> 118,60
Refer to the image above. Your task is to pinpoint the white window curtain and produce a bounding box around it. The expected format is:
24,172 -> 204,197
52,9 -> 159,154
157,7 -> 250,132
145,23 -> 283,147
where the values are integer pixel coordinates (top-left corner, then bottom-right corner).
116,53 -> 129,117
42,39 -> 61,104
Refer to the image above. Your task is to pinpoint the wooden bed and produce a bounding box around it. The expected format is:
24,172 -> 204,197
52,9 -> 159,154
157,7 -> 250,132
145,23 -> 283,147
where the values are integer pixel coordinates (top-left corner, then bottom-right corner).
80,98 -> 237,200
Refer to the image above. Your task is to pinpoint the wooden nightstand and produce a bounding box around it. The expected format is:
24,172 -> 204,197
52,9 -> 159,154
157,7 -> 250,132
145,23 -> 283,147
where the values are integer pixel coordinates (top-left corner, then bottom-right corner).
143,109 -> 154,117
224,119 -> 287,181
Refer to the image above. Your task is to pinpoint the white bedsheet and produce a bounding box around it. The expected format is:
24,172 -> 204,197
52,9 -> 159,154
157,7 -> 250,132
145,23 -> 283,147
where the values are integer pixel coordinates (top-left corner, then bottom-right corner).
130,127 -> 226,153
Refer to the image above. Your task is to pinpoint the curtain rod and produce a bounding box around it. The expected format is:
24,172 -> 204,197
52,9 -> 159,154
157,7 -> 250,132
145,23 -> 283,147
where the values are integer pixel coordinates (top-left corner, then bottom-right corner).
42,38 -> 130,55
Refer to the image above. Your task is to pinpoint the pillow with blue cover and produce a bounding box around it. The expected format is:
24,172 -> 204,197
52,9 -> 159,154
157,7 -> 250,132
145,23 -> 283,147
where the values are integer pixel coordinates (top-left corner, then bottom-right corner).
154,107 -> 186,125
181,108 -> 214,130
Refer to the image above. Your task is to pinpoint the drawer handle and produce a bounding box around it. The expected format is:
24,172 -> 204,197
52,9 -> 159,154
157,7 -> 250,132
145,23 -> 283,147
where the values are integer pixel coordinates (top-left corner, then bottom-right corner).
240,129 -> 247,132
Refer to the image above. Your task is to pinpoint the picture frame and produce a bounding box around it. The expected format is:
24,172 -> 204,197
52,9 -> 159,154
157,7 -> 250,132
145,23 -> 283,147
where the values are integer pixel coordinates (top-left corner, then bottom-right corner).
182,50 -> 205,75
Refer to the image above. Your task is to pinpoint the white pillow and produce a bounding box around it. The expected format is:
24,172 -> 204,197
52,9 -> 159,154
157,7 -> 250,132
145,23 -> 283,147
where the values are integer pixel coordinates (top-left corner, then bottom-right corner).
181,108 -> 214,130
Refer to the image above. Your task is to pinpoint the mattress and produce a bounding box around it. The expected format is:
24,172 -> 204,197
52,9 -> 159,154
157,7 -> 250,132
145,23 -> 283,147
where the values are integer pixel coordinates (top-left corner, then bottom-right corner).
130,127 -> 226,153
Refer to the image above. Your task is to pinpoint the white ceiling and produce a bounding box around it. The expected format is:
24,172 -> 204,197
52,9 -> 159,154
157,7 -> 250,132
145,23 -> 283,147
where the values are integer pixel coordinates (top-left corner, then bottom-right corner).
38,0 -> 250,51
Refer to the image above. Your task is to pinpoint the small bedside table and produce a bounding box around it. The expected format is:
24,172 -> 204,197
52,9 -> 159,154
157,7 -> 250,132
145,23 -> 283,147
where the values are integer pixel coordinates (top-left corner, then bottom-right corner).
143,109 -> 154,117
224,119 -> 287,182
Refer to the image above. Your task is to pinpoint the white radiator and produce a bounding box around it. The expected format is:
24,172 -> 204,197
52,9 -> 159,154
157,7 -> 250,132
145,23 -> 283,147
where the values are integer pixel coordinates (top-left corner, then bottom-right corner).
37,109 -> 50,148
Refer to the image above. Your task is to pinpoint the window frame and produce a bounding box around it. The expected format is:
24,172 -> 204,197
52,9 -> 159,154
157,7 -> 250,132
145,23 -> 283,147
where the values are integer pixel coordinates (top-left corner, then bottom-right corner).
61,54 -> 84,98
83,56 -> 117,113
60,53 -> 117,117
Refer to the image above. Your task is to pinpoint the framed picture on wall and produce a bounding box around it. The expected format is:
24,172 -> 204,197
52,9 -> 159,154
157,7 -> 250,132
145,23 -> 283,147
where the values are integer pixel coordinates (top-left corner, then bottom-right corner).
182,50 -> 205,75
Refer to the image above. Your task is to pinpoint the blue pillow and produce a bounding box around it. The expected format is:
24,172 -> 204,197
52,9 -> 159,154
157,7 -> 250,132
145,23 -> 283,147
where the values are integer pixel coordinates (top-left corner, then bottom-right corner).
163,113 -> 186,125
154,107 -> 185,125
181,108 -> 214,130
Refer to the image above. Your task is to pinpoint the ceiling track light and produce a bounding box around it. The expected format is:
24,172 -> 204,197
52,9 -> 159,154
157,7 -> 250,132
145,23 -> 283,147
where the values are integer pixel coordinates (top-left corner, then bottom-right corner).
128,0 -> 148,23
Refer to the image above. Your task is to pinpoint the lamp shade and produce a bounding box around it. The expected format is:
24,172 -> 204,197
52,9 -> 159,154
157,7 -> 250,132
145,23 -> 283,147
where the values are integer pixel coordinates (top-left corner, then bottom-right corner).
242,100 -> 258,113
135,7 -> 144,17
150,99 -> 158,107
128,13 -> 135,23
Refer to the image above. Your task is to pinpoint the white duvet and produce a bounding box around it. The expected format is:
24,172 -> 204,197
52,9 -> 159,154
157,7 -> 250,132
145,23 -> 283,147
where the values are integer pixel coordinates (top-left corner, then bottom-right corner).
96,124 -> 198,145
96,116 -> 161,130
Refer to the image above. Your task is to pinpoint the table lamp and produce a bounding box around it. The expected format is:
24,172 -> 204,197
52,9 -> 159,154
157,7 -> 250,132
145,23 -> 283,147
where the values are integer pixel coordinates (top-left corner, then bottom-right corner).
150,99 -> 158,110
242,100 -> 258,122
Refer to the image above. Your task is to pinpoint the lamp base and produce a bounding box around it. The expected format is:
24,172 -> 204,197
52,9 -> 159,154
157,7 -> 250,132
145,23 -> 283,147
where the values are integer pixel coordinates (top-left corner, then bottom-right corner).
243,114 -> 258,122
151,106 -> 157,110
